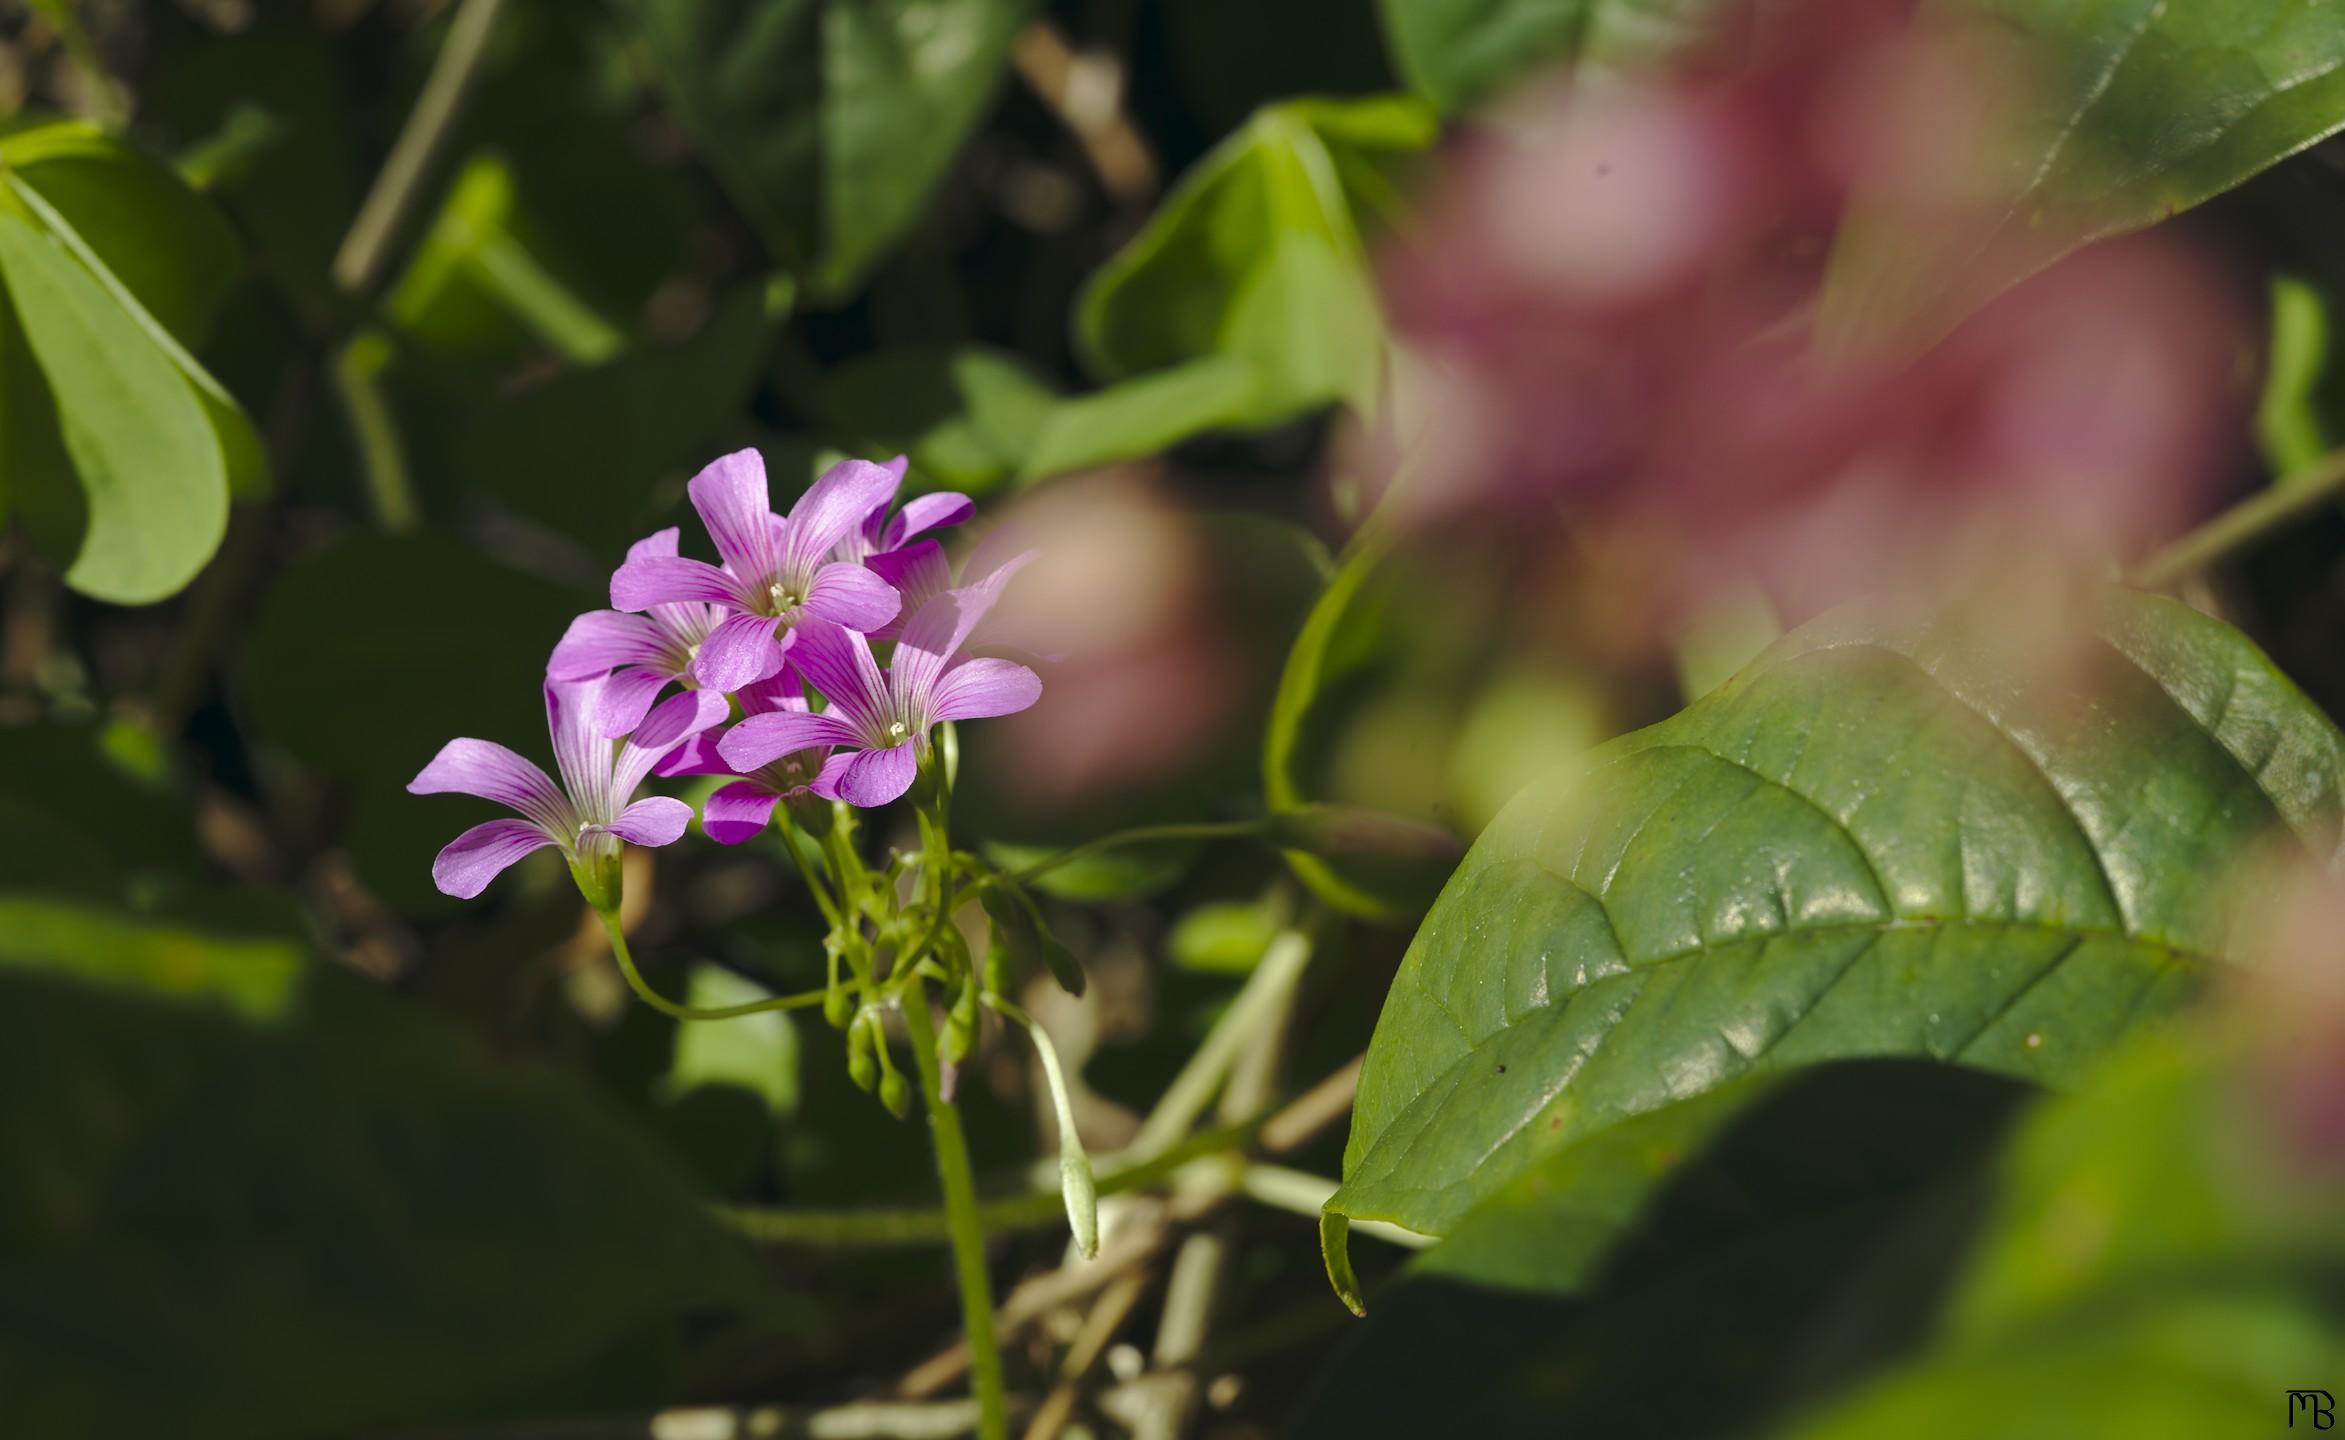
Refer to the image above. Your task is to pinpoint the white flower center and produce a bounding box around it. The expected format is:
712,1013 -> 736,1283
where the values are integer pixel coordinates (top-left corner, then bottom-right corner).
767,581 -> 802,614
887,720 -> 909,741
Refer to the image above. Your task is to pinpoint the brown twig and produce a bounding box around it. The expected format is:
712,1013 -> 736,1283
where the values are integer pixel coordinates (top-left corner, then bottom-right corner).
1010,21 -> 1157,203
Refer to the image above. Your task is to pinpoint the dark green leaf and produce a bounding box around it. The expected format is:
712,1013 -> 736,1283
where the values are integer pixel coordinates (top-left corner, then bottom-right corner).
818,343 -> 1055,494
621,0 -> 1032,297
0,893 -> 764,1439
980,881 -> 1085,997
461,279 -> 781,551
1821,0 -> 2345,351
1328,590 -> 2345,1279
0,213 -> 227,604
1377,0 -> 1738,112
1298,1063 -> 2030,1430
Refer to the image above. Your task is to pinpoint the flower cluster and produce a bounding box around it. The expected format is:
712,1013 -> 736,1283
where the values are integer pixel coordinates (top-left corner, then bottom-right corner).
410,449 -> 1039,902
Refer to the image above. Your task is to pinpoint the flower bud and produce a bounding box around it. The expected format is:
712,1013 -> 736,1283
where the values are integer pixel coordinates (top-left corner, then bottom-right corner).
879,1067 -> 912,1120
823,980 -> 855,1030
846,1017 -> 878,1093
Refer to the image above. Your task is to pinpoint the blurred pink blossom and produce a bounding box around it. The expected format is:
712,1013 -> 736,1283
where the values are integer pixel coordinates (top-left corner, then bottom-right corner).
1378,0 -> 2249,630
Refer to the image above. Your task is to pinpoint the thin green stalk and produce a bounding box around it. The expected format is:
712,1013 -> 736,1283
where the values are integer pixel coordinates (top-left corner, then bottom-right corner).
329,329 -> 417,531
331,0 -> 514,297
715,1115 -> 1263,1245
595,908 -> 840,1021
27,0 -> 123,128
901,990 -> 1009,1440
2130,447 -> 2345,588
1007,819 -> 1264,886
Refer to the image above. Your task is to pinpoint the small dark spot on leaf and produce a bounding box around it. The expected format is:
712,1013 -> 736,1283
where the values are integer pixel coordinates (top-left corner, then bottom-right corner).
1495,1063 -> 1507,1074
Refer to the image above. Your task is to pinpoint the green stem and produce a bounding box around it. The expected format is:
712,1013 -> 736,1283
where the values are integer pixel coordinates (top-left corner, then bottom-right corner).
329,329 -> 417,531
900,989 -> 1009,1440
716,1115 -> 1263,1245
28,0 -> 123,129
1007,819 -> 1265,885
2129,447 -> 2345,588
595,908 -> 841,1021
331,0 -> 515,297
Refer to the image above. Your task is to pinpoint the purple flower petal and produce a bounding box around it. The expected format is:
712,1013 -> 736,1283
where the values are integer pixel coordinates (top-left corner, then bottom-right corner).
867,540 -> 951,640
549,611 -> 668,680
780,459 -> 904,578
702,780 -> 783,845
813,741 -> 918,808
431,817 -> 558,899
614,688 -> 731,799
654,730 -> 734,779
626,526 -> 682,563
735,667 -> 809,716
546,678 -> 610,810
612,555 -> 750,612
592,664 -> 675,736
801,560 -> 901,633
409,738 -> 568,829
894,555 -> 1031,721
606,794 -> 694,847
692,611 -> 787,692
882,490 -> 975,549
687,448 -> 778,584
719,708 -> 860,771
782,619 -> 892,740
929,657 -> 1043,723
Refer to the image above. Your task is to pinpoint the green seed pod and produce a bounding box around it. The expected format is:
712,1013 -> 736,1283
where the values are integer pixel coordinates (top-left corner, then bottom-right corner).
941,980 -> 978,1066
878,1067 -> 912,1120
846,1016 -> 877,1092
823,981 -> 854,1030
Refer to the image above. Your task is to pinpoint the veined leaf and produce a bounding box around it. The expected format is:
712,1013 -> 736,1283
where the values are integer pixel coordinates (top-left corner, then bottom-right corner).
1326,590 -> 2345,1288
621,0 -> 1031,298
1821,0 -> 2345,351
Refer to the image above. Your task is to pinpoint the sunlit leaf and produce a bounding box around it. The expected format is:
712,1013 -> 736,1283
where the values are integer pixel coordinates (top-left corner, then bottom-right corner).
0,213 -> 226,604
1075,95 -> 1434,430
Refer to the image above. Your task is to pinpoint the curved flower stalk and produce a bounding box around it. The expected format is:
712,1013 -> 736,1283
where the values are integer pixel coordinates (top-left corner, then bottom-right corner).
608,449 -> 902,695
720,557 -> 1042,807
408,677 -> 727,904
656,669 -> 833,844
547,529 -> 724,736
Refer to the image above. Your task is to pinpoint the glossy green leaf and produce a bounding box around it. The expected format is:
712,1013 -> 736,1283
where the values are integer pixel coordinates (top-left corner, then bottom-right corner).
1777,1029 -> 2345,1438
1377,0 -> 1739,112
461,279 -> 782,551
1298,1063 -> 2031,1429
0,894 -> 763,1439
0,214 -> 226,604
1821,0 -> 2345,351
1328,590 -> 2345,1278
622,0 -> 1031,297
1075,95 -> 1434,429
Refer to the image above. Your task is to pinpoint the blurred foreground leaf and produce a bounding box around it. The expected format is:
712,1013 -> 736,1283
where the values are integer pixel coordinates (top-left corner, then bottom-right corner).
0,894 -> 763,1439
1325,589 -> 2345,1289
1779,1029 -> 2345,1437
1822,0 -> 2345,351
1378,0 -> 1738,112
